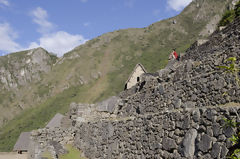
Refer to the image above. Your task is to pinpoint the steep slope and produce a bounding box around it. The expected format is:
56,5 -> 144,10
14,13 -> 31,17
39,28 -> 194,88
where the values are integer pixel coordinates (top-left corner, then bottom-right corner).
0,0 -> 236,151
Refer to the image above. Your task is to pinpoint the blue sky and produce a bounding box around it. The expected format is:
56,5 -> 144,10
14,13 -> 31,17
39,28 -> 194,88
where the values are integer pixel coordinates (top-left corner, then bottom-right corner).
0,0 -> 192,56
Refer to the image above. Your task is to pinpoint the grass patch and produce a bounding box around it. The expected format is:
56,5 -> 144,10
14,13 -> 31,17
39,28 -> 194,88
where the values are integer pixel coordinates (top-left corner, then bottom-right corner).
37,85 -> 50,97
60,145 -> 86,159
42,151 -> 54,159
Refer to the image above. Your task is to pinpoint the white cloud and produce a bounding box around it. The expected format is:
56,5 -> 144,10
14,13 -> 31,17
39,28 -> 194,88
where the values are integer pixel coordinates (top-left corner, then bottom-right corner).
0,23 -> 22,53
31,7 -> 54,34
0,7 -> 87,57
167,0 -> 192,11
28,7 -> 87,56
0,0 -> 9,6
29,31 -> 87,57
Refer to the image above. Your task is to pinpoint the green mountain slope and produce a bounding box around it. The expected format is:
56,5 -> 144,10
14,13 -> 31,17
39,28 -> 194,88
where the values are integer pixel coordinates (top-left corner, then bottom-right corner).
0,0 -> 235,151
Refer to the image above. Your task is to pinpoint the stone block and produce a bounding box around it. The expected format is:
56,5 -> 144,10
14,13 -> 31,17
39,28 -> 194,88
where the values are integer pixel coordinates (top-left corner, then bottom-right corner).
182,129 -> 197,158
211,142 -> 221,158
198,134 -> 212,153
96,96 -> 120,113
162,137 -> 177,152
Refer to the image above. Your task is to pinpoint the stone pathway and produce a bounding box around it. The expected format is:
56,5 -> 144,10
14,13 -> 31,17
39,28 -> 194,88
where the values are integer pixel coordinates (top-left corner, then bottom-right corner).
0,152 -> 28,159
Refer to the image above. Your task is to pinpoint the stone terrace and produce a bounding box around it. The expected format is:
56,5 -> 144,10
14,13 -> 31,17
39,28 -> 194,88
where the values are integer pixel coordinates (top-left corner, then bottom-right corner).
29,17 -> 240,159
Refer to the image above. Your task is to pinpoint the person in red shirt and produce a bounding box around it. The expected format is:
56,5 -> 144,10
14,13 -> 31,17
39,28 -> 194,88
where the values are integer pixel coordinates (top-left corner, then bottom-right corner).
169,49 -> 179,61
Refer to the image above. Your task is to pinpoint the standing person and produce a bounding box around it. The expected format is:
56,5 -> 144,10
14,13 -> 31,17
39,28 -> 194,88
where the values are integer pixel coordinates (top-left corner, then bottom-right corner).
169,49 -> 179,61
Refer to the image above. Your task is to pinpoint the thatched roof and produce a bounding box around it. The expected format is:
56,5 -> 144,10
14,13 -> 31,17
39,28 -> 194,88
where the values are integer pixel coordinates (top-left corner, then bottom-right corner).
125,63 -> 147,84
13,132 -> 30,151
46,113 -> 64,128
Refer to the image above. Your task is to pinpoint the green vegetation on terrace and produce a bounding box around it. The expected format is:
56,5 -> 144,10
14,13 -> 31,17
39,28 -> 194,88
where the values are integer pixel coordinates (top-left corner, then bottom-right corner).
42,151 -> 54,159
60,145 -> 86,159
41,145 -> 85,159
218,1 -> 240,27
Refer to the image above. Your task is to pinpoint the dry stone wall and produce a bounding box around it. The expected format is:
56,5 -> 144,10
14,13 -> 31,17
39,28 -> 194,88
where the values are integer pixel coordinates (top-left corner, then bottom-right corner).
72,17 -> 240,159
29,18 -> 240,159
74,106 -> 240,159
28,127 -> 75,159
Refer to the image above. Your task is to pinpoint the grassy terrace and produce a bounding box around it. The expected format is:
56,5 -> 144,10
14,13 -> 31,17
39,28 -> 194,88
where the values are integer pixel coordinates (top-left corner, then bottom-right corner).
42,145 -> 85,159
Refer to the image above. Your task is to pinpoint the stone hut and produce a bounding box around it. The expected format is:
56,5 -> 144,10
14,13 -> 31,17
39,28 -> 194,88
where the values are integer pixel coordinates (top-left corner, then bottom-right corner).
13,132 -> 31,153
46,113 -> 64,128
124,63 -> 147,90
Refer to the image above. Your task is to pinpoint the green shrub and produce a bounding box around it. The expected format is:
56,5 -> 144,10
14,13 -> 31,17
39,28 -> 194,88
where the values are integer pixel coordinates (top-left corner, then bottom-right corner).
218,10 -> 235,27
223,118 -> 240,159
235,1 -> 240,17
219,1 -> 240,27
217,57 -> 240,86
219,57 -> 240,158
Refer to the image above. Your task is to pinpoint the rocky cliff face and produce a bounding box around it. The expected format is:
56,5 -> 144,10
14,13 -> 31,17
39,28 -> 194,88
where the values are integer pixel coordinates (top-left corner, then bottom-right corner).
0,47 -> 56,90
0,47 -> 57,126
29,17 -> 240,159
